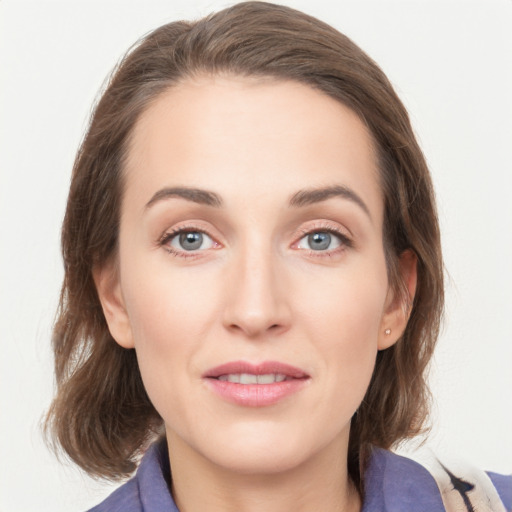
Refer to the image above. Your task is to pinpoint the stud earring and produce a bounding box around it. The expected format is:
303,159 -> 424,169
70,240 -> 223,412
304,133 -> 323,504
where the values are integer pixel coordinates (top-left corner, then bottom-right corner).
384,328 -> 391,335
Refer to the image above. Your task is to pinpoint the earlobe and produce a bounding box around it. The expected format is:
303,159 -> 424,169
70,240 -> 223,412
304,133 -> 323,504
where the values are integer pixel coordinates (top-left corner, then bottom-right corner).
92,260 -> 135,349
378,249 -> 418,350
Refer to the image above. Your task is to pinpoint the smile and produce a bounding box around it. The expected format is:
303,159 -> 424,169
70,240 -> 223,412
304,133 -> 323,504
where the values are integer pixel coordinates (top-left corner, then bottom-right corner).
203,361 -> 310,407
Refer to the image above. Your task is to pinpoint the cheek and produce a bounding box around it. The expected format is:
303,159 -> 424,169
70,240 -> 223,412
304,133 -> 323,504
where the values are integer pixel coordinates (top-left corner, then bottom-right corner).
119,256 -> 221,410
122,248 -> 220,346
295,257 -> 388,387
297,256 -> 388,343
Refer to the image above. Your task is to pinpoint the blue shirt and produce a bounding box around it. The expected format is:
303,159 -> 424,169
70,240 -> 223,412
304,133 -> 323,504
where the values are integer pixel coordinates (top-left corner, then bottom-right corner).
89,441 -> 512,511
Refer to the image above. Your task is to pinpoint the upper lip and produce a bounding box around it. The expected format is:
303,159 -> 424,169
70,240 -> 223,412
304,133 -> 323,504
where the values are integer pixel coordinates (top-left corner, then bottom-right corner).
203,360 -> 309,379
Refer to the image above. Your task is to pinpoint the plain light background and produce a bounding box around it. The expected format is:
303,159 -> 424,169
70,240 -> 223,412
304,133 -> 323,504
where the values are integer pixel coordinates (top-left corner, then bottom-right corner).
1,1 -> 511,510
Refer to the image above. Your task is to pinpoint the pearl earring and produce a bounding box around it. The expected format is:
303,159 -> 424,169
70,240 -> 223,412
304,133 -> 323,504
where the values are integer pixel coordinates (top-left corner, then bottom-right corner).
384,328 -> 391,335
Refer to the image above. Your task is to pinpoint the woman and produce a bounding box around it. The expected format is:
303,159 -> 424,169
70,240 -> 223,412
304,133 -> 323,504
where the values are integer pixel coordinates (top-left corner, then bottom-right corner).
44,2 -> 511,511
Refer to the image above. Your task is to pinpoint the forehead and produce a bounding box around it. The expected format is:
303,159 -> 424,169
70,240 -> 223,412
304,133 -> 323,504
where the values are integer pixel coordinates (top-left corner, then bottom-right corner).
124,75 -> 383,222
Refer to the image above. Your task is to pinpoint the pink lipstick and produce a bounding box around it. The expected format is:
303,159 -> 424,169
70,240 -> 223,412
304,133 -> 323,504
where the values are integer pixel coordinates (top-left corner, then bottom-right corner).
203,361 -> 310,407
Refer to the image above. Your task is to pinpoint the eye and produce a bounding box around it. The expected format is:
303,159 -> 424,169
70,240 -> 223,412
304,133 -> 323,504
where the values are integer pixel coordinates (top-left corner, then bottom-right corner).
165,230 -> 217,252
296,230 -> 347,251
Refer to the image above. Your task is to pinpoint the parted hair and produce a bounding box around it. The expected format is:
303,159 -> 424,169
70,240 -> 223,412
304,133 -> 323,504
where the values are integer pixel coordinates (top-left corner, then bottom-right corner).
45,1 -> 443,493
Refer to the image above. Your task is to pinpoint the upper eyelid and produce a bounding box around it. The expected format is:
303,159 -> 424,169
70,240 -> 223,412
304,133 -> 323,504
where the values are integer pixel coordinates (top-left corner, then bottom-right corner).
159,221 -> 219,242
298,226 -> 347,237
295,228 -> 352,248
293,220 -> 352,239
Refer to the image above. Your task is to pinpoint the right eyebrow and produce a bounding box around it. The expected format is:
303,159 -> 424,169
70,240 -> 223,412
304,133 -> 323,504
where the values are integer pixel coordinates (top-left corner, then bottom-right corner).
144,187 -> 223,209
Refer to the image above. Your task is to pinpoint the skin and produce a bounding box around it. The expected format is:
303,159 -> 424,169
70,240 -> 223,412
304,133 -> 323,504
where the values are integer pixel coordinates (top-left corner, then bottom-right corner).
95,76 -> 417,512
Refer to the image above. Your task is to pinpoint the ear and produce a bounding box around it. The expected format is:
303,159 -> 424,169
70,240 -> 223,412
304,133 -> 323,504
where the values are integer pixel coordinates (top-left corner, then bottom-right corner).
378,249 -> 418,350
92,259 -> 135,349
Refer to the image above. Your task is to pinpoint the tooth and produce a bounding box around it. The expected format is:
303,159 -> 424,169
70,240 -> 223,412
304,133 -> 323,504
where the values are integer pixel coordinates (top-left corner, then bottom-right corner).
220,373 -> 289,384
239,373 -> 258,384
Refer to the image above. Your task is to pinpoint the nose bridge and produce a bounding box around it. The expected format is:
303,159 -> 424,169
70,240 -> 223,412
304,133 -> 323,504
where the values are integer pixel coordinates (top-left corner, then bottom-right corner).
223,232 -> 289,337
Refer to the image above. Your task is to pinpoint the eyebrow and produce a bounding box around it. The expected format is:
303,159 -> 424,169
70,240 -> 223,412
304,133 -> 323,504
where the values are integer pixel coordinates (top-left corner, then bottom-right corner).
289,185 -> 371,218
145,187 -> 223,209
145,184 -> 370,218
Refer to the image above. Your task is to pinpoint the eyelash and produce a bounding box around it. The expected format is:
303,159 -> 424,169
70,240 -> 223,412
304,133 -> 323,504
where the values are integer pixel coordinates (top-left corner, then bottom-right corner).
294,223 -> 353,257
158,225 -> 217,259
158,222 -> 353,259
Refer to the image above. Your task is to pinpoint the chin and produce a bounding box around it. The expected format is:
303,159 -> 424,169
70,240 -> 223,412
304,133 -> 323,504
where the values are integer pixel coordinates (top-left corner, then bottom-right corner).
210,443 -> 311,476
194,420 -> 346,476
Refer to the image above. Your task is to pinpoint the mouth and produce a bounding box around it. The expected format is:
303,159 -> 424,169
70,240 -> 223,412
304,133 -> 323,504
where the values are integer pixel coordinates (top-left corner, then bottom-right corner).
216,373 -> 290,384
204,360 -> 309,381
203,361 -> 310,407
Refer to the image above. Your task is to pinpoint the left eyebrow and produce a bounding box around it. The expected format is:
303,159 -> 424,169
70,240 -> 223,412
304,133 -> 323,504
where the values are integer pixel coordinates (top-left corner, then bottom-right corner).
289,185 -> 371,219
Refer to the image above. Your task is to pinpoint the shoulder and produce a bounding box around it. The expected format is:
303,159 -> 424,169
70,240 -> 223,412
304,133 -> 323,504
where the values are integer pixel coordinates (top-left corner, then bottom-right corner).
86,440 -> 178,512
483,471 -> 512,511
363,448 -> 512,512
88,478 -> 141,512
363,447 -> 446,511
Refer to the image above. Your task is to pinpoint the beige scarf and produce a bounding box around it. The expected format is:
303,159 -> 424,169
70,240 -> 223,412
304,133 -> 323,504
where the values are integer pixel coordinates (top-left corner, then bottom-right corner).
406,449 -> 508,512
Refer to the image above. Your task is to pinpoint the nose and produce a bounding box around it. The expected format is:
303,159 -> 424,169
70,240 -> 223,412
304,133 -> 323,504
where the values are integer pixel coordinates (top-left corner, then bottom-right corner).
222,244 -> 291,339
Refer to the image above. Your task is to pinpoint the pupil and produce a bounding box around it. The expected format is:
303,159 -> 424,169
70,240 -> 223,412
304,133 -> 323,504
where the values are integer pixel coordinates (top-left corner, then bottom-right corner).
308,232 -> 331,250
179,232 -> 203,250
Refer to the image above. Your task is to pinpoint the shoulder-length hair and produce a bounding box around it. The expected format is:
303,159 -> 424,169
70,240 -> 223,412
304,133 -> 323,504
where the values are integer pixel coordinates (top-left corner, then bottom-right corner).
45,1 -> 443,492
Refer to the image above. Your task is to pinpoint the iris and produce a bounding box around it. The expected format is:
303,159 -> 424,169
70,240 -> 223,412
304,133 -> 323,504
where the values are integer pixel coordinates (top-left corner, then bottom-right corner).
308,232 -> 331,250
179,232 -> 203,251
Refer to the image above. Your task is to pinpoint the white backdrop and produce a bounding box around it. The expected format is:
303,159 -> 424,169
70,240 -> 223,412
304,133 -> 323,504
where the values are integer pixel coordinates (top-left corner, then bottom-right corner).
1,1 -> 511,510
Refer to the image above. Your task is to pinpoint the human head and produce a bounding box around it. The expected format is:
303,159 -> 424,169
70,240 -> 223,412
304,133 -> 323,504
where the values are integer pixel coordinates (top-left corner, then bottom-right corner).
46,0 -> 443,488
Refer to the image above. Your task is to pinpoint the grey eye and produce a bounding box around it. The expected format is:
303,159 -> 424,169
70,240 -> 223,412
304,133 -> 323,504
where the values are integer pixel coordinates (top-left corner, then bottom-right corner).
297,231 -> 343,251
308,232 -> 331,251
170,231 -> 215,251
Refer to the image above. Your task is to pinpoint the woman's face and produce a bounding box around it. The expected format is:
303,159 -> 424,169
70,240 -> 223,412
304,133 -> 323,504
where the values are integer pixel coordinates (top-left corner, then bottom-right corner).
97,76 -> 412,475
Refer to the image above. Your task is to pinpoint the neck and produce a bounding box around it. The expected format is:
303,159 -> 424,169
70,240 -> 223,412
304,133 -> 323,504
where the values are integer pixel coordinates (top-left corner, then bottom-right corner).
166,430 -> 361,512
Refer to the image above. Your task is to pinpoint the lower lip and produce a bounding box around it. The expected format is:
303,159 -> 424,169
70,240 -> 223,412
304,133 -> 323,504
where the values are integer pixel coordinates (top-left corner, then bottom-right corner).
205,378 -> 308,407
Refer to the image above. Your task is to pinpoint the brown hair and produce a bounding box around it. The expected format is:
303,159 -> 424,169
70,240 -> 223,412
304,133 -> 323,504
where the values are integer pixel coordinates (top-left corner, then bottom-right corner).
45,1 -> 443,492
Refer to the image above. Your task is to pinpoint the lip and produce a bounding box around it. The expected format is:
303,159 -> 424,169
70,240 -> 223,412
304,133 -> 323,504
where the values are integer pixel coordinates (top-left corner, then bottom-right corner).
203,360 -> 310,407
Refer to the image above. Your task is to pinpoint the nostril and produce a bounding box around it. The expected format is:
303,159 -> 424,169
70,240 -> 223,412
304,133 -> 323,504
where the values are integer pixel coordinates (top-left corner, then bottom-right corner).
227,322 -> 283,337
